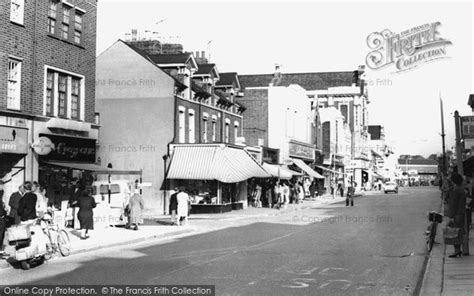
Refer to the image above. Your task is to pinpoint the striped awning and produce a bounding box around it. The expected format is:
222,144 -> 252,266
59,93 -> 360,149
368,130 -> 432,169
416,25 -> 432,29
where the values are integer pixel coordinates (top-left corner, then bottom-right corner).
167,145 -> 270,183
292,158 -> 325,179
262,163 -> 302,179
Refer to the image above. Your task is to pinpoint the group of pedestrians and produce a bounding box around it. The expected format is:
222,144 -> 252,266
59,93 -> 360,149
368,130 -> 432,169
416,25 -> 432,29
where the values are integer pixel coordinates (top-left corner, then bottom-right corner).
169,187 -> 191,226
442,172 -> 473,258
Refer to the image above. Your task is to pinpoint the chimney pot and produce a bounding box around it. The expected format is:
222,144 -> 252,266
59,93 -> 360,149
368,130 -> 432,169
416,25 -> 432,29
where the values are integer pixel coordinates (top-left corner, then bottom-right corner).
201,51 -> 205,59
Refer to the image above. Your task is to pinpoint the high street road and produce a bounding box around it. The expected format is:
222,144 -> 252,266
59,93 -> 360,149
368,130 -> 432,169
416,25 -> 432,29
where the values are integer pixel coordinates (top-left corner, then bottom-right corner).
1,187 -> 440,296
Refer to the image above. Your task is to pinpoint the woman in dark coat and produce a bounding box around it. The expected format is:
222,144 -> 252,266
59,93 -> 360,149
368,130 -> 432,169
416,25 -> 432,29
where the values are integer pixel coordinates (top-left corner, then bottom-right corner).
17,182 -> 37,222
447,173 -> 467,257
77,188 -> 96,239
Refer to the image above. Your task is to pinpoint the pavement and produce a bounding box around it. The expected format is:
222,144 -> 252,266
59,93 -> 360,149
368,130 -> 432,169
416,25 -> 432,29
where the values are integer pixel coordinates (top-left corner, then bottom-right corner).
1,195 -> 347,270
420,202 -> 474,296
0,187 -> 439,296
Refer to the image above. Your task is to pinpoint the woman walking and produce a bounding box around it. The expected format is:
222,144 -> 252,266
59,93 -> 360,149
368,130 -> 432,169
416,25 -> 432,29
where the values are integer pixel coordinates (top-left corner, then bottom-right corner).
128,190 -> 145,230
176,187 -> 189,226
77,187 -> 96,239
447,173 -> 467,257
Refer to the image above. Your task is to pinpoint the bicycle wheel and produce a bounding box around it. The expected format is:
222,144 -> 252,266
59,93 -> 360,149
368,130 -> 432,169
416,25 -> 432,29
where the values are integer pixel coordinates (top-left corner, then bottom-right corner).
57,229 -> 71,257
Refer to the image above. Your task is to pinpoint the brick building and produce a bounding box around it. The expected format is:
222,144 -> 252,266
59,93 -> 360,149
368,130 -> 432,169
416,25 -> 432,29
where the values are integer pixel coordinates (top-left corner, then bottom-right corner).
96,40 -> 267,214
0,0 -> 98,202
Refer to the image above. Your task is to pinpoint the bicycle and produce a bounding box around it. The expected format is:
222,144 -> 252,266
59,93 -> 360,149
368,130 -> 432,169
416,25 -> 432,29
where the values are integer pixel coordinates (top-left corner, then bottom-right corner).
41,211 -> 71,259
425,211 -> 443,252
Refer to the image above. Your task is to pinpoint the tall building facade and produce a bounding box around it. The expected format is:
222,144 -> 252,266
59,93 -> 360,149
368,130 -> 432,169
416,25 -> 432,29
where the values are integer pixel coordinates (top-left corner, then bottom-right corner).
1,0 -> 98,202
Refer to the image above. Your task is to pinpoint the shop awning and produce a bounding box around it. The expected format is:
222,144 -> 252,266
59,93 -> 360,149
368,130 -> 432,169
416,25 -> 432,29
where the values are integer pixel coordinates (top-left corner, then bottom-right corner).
315,165 -> 344,175
262,163 -> 296,179
166,145 -> 270,183
43,161 -> 142,175
292,158 -> 324,179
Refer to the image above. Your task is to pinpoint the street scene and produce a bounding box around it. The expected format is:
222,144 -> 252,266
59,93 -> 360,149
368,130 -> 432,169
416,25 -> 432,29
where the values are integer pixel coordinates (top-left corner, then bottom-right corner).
0,0 -> 473,296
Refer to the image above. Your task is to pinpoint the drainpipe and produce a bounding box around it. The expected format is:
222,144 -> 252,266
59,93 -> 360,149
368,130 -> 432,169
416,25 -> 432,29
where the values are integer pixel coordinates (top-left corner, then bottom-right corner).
30,0 -> 39,181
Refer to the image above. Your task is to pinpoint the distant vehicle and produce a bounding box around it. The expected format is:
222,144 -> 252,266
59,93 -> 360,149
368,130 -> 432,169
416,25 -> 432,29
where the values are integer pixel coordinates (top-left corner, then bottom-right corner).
384,181 -> 399,194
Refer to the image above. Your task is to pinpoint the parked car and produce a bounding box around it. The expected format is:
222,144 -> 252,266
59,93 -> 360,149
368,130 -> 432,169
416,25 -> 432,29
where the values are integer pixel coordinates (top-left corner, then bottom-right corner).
384,181 -> 399,194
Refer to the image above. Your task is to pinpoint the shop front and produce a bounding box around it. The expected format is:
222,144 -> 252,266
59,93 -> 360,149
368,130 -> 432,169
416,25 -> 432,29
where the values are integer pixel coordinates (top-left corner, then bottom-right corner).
166,144 -> 270,214
0,125 -> 29,197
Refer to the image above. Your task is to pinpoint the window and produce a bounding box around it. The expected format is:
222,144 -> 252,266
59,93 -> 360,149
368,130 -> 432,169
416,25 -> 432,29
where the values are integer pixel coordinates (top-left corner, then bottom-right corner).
10,0 -> 24,24
188,110 -> 195,143
74,12 -> 83,44
49,0 -> 58,18
212,116 -> 217,142
58,74 -> 67,117
48,0 -> 58,34
46,71 -> 54,115
340,105 -> 348,124
71,78 -> 80,119
74,13 -> 82,30
225,120 -> 230,143
234,121 -> 239,141
63,5 -> 70,24
203,114 -> 209,143
62,23 -> 69,39
74,30 -> 81,44
7,59 -> 22,110
48,18 -> 56,34
45,68 -> 83,120
178,107 -> 185,143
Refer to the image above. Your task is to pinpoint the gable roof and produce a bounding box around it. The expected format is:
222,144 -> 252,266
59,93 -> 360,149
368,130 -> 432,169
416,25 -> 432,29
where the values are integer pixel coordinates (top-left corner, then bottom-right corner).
121,40 -> 187,91
195,63 -> 216,75
217,72 -> 240,88
239,71 -> 359,91
148,53 -> 192,65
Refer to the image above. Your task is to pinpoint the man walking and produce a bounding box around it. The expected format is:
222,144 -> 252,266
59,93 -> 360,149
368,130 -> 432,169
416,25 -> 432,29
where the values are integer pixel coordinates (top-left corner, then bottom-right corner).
346,182 -> 355,207
169,188 -> 178,225
176,187 -> 189,226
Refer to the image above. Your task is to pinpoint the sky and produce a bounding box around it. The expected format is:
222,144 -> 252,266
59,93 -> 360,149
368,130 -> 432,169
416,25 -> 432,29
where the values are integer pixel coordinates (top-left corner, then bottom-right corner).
96,0 -> 473,158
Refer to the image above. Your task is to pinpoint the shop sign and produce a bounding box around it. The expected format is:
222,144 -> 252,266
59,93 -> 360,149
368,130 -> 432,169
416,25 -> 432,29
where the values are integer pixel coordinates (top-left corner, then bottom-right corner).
32,137 -> 55,155
461,116 -> 474,139
39,134 -> 96,163
0,125 -> 28,154
289,142 -> 314,160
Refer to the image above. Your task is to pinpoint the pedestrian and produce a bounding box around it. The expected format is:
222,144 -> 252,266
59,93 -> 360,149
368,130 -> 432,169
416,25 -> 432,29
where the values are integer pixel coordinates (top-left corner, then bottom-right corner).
297,182 -> 305,204
8,185 -> 25,225
77,187 -> 96,239
176,187 -> 189,226
266,184 -> 273,208
346,182 -> 355,207
309,180 -> 317,199
274,182 -> 281,209
169,188 -> 178,225
0,181 -> 7,256
447,173 -> 467,257
128,190 -> 145,230
281,182 -> 289,209
33,182 -> 48,217
254,184 -> 262,208
17,182 -> 37,223
339,182 -> 344,197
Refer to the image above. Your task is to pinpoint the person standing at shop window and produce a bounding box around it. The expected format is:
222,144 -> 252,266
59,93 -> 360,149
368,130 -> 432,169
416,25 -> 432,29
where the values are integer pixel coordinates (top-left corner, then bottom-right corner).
33,182 -> 47,217
8,185 -> 25,225
17,182 -> 37,223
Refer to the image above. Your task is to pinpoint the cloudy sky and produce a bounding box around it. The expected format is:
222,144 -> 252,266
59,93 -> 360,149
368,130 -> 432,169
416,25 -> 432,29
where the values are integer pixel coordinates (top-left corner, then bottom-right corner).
97,0 -> 473,158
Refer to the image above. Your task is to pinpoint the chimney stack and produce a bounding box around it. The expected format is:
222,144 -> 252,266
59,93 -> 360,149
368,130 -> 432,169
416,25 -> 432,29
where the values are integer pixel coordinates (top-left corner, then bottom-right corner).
201,51 -> 206,60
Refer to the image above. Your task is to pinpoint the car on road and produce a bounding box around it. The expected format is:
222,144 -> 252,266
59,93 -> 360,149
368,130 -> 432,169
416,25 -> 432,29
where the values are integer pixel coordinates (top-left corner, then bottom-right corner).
384,181 -> 398,194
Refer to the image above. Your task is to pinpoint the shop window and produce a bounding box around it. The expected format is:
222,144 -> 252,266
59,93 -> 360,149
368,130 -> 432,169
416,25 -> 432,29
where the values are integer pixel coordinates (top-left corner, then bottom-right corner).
188,110 -> 195,143
7,58 -> 22,110
178,107 -> 185,143
10,0 -> 24,25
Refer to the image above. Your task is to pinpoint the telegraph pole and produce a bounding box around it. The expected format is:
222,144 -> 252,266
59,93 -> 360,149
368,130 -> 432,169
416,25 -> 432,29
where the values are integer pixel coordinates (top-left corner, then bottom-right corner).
440,97 -> 447,177
454,111 -> 464,176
